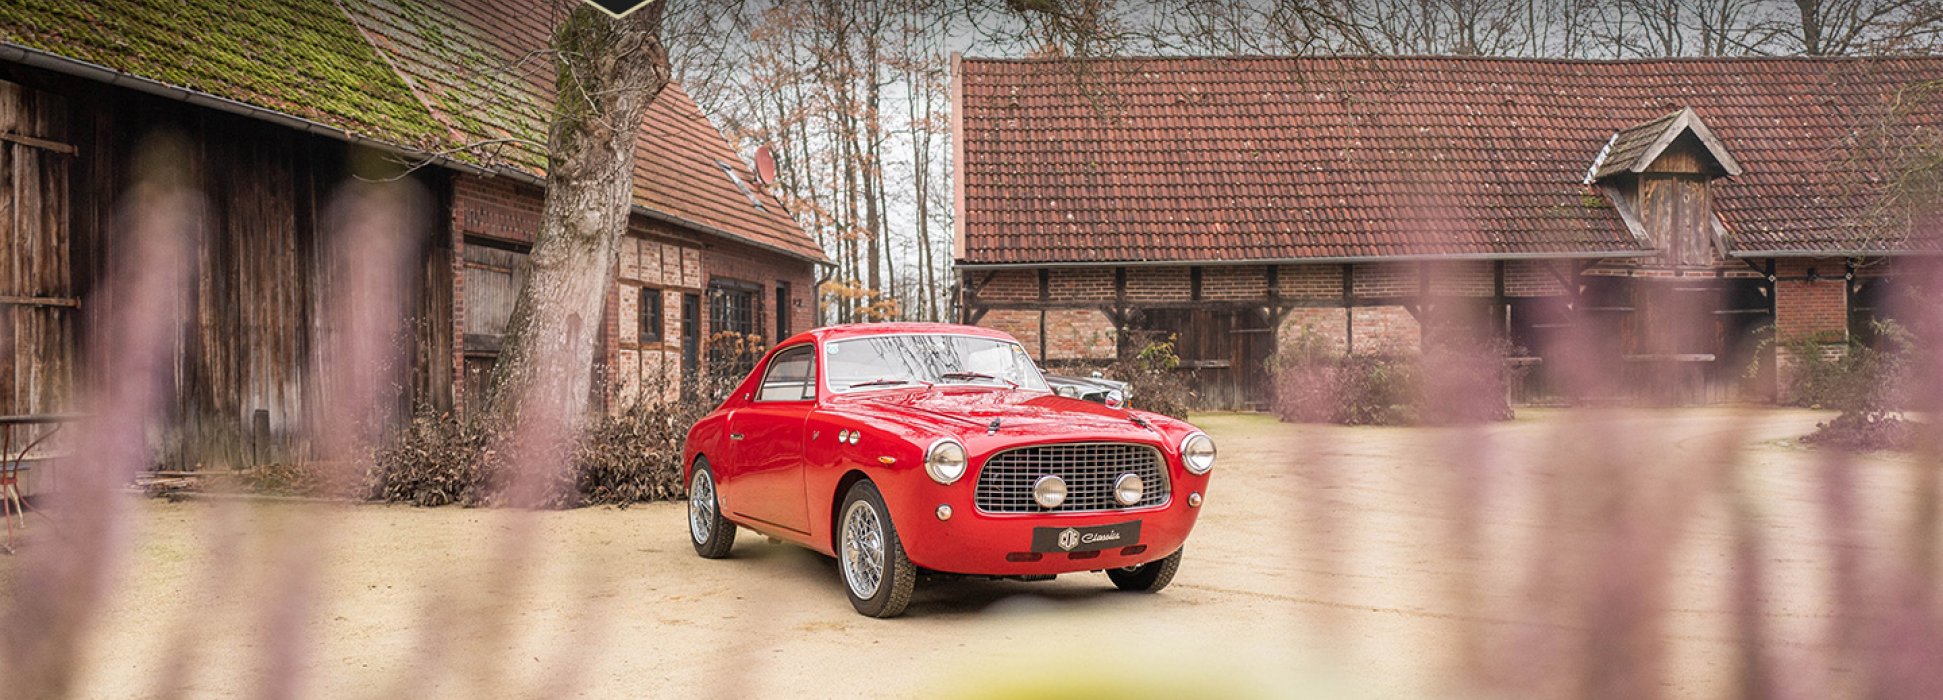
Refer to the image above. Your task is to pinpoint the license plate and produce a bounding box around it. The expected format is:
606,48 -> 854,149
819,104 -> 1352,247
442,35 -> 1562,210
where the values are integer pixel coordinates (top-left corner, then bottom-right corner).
1031,521 -> 1141,553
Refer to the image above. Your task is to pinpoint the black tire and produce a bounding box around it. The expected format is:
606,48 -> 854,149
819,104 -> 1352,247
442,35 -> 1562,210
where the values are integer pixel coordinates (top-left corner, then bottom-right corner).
836,481 -> 917,618
1108,547 -> 1183,593
688,460 -> 736,559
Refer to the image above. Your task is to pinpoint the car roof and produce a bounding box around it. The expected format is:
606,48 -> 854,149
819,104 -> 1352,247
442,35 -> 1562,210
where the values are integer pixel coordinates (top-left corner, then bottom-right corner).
783,322 -> 1016,346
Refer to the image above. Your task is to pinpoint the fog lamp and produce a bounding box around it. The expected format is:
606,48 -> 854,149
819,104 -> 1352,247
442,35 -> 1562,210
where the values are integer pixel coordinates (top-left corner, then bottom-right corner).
1032,475 -> 1067,509
1113,473 -> 1144,506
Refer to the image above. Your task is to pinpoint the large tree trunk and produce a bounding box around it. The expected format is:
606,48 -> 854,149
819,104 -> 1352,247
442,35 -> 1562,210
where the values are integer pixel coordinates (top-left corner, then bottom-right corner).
486,4 -> 669,472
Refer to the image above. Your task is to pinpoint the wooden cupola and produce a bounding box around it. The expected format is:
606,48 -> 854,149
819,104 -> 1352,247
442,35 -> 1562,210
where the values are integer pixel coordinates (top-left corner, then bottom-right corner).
1586,107 -> 1742,266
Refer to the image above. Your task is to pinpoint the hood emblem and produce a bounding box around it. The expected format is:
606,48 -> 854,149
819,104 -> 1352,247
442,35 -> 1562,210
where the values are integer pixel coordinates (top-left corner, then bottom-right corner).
987,417 -> 1002,435
1056,528 -> 1081,551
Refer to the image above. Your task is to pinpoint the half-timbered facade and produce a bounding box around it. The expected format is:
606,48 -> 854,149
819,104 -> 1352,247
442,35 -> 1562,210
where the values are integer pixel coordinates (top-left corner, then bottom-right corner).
953,56 -> 1943,407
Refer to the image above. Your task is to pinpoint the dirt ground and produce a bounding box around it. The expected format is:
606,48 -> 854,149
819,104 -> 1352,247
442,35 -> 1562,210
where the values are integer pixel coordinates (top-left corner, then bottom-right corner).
5,408 -> 1937,698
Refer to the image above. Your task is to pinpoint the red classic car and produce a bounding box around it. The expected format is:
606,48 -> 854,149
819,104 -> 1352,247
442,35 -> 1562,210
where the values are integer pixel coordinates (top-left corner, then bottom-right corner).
682,323 -> 1216,617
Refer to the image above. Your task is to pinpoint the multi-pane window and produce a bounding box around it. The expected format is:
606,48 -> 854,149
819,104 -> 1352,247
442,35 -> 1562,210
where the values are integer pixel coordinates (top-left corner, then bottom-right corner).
707,281 -> 761,387
639,287 -> 663,343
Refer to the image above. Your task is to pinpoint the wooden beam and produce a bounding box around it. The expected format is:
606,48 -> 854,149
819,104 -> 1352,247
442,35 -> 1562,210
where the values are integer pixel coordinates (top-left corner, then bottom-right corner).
0,295 -> 80,308
0,131 -> 76,156
1343,263 -> 1356,355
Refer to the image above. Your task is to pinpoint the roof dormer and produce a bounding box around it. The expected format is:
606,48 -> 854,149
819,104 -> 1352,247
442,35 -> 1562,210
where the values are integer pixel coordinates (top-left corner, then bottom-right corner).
1587,107 -> 1742,183
1588,108 -> 1742,266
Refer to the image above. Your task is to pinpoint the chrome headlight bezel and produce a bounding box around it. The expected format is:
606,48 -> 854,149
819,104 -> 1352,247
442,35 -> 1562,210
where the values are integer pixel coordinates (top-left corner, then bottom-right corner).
1180,432 -> 1215,475
925,438 -> 969,485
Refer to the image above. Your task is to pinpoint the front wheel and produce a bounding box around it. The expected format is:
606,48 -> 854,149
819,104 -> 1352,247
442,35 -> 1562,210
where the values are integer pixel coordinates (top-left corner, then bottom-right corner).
688,460 -> 736,559
837,481 -> 916,618
1107,547 -> 1182,593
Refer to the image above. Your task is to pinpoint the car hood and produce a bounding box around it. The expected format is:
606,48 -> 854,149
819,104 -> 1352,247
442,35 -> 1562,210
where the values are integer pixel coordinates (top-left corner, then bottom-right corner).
831,388 -> 1162,443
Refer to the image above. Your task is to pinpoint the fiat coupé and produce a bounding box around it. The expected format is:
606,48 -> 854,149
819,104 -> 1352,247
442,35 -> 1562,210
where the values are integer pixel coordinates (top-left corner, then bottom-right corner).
682,323 -> 1215,617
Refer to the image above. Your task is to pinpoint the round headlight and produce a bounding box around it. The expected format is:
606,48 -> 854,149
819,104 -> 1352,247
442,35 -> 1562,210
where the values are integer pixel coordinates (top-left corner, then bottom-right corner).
925,439 -> 968,484
1181,433 -> 1215,474
1113,473 -> 1144,506
1103,389 -> 1125,409
1032,474 -> 1067,509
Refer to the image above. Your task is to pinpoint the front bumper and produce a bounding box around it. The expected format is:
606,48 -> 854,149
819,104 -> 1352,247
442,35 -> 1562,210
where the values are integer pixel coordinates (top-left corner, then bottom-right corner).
888,473 -> 1210,576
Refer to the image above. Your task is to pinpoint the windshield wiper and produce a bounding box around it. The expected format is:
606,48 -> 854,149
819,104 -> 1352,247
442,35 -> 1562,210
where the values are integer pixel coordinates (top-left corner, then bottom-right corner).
848,378 -> 928,389
939,371 -> 1018,388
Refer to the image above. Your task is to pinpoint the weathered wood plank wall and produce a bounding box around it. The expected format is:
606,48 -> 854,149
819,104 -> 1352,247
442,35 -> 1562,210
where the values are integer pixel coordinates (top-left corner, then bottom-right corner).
0,79 -> 75,452
4,67 -> 454,469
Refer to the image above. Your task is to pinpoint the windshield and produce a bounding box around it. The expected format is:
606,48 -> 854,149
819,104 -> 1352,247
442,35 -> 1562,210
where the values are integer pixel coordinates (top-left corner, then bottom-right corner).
824,334 -> 1050,393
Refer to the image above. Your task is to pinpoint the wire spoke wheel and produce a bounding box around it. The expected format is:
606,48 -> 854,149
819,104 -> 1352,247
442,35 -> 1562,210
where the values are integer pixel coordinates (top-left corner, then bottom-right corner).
840,500 -> 886,599
689,470 -> 717,544
688,461 -> 735,558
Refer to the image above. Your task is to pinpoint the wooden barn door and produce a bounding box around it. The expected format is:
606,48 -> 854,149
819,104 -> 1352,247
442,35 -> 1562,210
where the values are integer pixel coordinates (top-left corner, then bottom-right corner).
0,80 -> 76,428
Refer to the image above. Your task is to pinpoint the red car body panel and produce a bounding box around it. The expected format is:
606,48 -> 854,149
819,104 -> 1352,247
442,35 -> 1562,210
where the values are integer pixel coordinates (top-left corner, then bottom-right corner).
682,323 -> 1211,576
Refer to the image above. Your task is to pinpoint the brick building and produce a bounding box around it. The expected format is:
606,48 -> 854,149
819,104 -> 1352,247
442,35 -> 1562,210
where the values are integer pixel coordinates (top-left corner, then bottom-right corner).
0,0 -> 822,467
952,56 -> 1943,406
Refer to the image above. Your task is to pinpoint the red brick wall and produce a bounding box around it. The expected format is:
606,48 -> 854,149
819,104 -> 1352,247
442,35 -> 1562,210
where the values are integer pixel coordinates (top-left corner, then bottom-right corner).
983,309 -> 1041,359
1045,309 -> 1117,360
1202,265 -> 1268,300
1352,262 -> 1417,299
1280,307 -> 1349,355
1351,306 -> 1422,354
1125,267 -> 1191,301
1278,264 -> 1344,300
975,269 -> 1039,301
1505,260 -> 1567,297
1047,268 -> 1116,301
1774,258 -> 1848,342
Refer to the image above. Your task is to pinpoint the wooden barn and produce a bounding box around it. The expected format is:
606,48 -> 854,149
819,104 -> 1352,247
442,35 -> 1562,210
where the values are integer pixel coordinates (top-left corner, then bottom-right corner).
951,55 -> 1943,407
0,0 -> 823,470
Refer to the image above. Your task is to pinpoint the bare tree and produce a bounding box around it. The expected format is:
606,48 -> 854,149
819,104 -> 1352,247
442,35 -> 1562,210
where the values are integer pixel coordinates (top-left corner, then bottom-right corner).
487,4 -> 670,437
1786,0 -> 1943,54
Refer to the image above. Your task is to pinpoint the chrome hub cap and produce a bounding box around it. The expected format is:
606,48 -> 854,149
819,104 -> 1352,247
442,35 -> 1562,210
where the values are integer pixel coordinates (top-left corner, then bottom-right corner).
689,471 -> 716,544
840,500 -> 886,599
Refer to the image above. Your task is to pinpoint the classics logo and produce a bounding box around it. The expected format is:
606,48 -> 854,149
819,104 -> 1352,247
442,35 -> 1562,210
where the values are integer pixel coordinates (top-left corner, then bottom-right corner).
1056,528 -> 1081,551
578,0 -> 659,18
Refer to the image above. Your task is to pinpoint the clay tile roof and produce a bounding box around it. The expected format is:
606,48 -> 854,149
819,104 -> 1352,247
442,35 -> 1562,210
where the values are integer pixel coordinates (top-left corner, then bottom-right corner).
2,0 -> 824,263
955,56 -> 1943,264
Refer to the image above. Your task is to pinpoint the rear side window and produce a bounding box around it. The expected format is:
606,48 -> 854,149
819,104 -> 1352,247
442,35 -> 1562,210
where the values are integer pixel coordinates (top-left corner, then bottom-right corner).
757,344 -> 816,402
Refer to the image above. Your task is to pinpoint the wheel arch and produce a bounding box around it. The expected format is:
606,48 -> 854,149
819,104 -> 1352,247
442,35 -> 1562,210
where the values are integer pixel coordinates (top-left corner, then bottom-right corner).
829,468 -> 872,552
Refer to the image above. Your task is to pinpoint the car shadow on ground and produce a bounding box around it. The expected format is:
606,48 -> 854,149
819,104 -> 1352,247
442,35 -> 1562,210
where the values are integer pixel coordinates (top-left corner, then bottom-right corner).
718,538 -> 1136,619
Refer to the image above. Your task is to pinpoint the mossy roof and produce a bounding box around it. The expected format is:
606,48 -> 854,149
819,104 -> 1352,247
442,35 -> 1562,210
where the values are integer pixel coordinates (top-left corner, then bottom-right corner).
1,0 -> 451,150
1,0 -> 824,261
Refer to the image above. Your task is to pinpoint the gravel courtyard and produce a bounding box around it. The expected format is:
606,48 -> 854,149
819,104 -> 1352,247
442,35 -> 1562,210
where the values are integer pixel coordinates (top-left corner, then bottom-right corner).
6,408 -> 1937,698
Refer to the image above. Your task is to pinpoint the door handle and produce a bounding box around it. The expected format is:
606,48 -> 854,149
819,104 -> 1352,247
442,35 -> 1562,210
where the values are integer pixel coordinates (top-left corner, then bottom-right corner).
729,433 -> 744,441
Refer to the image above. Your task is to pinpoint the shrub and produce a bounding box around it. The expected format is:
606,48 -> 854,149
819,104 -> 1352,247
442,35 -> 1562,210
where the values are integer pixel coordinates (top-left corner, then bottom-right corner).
367,409 -> 503,507
365,384 -> 720,508
1772,320 -> 1921,451
565,402 -> 703,507
1104,338 -> 1194,420
1269,327 -> 1519,426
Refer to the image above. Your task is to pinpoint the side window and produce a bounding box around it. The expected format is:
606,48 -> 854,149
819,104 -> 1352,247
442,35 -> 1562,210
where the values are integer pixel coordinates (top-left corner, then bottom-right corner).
757,344 -> 816,402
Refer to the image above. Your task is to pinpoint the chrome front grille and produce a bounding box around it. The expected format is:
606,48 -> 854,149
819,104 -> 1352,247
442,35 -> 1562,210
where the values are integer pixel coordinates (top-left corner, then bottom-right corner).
973,442 -> 1169,513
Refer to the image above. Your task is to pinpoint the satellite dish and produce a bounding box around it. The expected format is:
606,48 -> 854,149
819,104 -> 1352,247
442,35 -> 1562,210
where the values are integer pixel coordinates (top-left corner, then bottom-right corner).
754,144 -> 777,185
